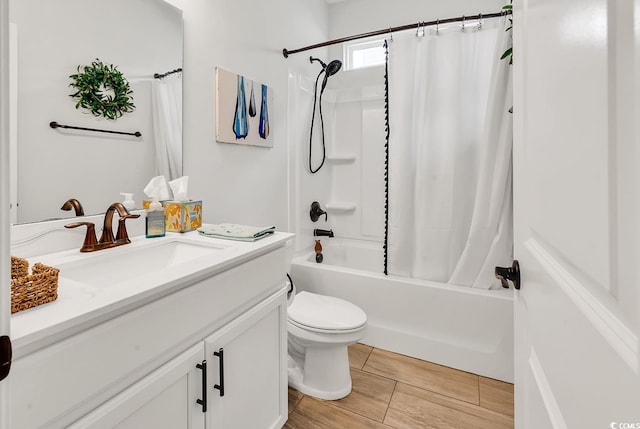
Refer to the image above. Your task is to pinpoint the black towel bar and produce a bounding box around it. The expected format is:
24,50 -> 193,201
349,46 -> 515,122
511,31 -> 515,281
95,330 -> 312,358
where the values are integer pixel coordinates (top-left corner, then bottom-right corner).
49,121 -> 142,138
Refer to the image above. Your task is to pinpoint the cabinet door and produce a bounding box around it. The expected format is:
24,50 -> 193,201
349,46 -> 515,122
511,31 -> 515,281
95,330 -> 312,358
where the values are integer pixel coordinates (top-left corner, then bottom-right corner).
205,289 -> 287,429
68,343 -> 207,429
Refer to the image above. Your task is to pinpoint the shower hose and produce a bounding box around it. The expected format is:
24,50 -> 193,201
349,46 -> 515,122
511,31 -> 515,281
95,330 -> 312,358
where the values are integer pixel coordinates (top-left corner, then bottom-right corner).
309,69 -> 327,174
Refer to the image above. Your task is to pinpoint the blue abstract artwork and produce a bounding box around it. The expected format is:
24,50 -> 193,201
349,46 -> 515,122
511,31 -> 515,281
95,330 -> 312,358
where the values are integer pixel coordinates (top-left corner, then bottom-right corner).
215,67 -> 273,148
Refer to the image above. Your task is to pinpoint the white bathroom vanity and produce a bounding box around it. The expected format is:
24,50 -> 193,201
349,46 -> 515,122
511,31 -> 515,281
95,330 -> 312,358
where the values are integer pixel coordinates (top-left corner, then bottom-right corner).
9,231 -> 292,429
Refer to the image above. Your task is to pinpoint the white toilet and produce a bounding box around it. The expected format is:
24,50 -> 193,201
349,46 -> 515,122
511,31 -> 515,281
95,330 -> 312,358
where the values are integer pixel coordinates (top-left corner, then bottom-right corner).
286,276 -> 367,400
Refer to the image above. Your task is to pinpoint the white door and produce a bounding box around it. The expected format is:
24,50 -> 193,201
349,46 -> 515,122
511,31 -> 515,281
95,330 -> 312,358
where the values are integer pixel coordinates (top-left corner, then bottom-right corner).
0,1 -> 12,428
513,0 -> 640,428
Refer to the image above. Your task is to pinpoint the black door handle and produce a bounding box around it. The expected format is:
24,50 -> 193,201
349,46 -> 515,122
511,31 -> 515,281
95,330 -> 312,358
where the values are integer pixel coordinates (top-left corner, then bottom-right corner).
495,260 -> 521,290
0,336 -> 11,382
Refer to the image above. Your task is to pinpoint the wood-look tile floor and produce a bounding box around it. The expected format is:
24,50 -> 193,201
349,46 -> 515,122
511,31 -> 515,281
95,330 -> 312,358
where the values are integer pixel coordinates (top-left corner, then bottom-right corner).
285,344 -> 514,429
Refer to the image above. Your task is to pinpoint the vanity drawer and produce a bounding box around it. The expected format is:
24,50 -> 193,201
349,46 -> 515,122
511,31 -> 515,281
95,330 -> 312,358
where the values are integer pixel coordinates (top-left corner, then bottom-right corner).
10,247 -> 285,429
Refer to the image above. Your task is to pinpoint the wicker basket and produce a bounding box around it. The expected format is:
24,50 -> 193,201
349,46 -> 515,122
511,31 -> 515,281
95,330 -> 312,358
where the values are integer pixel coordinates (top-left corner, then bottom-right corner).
10,256 -> 60,314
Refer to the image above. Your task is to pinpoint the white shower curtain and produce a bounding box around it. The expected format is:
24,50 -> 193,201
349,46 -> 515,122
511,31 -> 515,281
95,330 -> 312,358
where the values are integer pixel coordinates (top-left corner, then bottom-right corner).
152,72 -> 183,180
387,19 -> 513,289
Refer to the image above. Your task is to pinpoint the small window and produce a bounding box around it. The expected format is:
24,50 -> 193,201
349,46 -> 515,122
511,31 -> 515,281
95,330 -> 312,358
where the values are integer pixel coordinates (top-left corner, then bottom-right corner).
344,38 -> 386,70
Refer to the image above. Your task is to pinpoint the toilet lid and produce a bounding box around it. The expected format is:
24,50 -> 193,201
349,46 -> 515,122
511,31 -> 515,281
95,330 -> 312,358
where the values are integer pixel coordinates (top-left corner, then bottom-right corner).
288,291 -> 367,331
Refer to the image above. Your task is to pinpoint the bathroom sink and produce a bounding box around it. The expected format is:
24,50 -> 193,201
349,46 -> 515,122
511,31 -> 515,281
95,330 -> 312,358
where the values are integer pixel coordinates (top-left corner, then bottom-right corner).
57,239 -> 227,288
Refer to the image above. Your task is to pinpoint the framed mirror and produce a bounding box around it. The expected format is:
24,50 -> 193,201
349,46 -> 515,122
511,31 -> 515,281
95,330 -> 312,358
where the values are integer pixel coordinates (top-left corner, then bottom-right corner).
9,0 -> 183,224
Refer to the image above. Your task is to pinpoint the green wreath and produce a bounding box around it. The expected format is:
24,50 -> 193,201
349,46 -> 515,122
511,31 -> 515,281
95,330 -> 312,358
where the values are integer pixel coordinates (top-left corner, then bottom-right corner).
69,59 -> 135,120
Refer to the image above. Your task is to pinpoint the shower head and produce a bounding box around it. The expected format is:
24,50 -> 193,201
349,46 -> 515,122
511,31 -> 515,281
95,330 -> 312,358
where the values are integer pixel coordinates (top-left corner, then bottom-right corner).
310,56 -> 342,92
310,56 -> 342,75
325,59 -> 342,77
321,60 -> 341,91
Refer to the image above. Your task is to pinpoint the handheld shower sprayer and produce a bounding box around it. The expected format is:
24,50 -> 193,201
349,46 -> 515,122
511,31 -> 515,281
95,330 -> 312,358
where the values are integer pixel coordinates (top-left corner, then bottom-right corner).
322,60 -> 343,91
308,56 -> 342,174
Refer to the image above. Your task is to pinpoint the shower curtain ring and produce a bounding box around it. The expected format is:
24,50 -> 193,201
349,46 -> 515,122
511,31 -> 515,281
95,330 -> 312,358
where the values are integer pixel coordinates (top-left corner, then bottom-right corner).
478,13 -> 483,30
436,19 -> 439,34
389,26 -> 393,42
462,15 -> 466,32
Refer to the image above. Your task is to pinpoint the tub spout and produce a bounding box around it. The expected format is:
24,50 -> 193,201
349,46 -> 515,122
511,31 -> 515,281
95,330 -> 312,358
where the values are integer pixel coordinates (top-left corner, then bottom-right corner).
313,228 -> 334,238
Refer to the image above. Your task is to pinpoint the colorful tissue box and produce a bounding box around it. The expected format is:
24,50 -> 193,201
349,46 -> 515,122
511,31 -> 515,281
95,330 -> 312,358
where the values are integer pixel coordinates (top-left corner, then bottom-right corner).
164,200 -> 202,233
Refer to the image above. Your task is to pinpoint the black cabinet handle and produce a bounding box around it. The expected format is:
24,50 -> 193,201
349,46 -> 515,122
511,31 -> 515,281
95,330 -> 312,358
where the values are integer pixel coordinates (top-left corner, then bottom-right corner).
196,360 -> 207,413
213,348 -> 225,397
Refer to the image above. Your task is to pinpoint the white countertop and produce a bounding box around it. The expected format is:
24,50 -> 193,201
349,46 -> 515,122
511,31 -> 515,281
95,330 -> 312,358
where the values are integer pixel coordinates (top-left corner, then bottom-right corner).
11,231 -> 293,358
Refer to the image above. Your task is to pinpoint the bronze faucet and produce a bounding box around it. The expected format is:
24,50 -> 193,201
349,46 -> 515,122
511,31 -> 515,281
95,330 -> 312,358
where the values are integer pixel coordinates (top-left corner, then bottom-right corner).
61,198 -> 85,216
99,203 -> 140,245
65,202 -> 140,252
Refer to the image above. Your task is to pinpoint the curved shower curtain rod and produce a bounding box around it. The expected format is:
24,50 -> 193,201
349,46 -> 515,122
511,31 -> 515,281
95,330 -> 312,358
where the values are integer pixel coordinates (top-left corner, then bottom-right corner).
282,10 -> 511,58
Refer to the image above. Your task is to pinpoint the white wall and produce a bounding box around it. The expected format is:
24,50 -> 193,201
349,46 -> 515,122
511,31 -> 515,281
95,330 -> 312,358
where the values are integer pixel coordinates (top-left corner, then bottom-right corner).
181,0 -> 329,232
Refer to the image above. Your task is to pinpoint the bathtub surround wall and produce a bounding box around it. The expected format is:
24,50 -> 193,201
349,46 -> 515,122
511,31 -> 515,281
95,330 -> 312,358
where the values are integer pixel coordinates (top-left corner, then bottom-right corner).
318,68 -> 386,242
288,67 -> 385,254
288,70 -> 333,254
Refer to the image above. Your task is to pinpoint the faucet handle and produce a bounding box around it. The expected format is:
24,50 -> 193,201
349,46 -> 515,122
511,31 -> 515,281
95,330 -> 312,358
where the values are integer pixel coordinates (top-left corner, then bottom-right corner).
65,222 -> 98,252
310,201 -> 328,222
115,214 -> 141,244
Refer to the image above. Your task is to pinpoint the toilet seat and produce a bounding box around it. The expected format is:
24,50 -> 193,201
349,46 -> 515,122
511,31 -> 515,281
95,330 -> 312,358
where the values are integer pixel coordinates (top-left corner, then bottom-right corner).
288,291 -> 367,332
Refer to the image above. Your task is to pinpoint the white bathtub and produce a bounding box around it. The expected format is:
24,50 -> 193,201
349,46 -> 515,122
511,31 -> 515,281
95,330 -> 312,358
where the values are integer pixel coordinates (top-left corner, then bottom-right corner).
291,238 -> 514,382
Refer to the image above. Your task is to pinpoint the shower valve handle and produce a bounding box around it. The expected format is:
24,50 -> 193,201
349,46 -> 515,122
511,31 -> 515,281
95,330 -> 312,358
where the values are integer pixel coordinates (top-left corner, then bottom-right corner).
310,201 -> 328,222
495,260 -> 521,290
